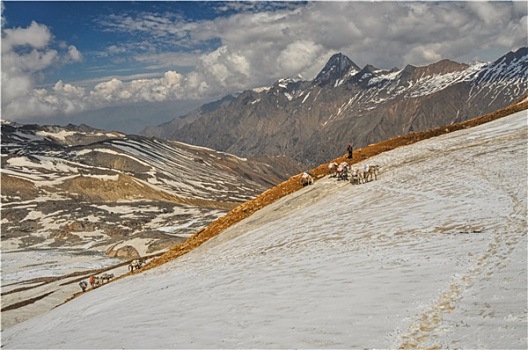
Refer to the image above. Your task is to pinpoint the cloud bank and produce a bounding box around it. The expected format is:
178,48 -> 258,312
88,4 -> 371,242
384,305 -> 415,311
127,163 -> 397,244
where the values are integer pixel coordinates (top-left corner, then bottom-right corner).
2,1 -> 526,123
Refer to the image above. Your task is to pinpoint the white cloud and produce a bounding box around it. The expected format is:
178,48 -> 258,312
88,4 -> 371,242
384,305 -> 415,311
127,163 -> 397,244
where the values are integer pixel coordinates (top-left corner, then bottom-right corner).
403,44 -> 444,67
67,45 -> 83,62
277,40 -> 324,76
196,46 -> 251,89
1,21 -> 83,118
53,80 -> 85,98
466,1 -> 510,25
2,21 -> 51,49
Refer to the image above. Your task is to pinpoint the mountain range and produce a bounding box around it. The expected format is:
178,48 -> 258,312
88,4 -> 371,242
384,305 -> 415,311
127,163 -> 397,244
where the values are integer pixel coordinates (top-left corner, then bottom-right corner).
141,47 -> 528,166
0,122 -> 298,257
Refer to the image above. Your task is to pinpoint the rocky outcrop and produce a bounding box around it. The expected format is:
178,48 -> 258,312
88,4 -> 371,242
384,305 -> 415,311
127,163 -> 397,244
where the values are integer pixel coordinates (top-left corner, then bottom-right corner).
106,245 -> 140,259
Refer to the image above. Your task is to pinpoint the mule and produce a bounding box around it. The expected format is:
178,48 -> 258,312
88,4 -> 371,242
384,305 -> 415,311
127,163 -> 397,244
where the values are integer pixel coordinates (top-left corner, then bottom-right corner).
349,167 -> 363,185
101,273 -> 114,283
129,259 -> 144,272
328,162 -> 338,177
363,164 -> 380,182
301,172 -> 314,186
336,162 -> 349,181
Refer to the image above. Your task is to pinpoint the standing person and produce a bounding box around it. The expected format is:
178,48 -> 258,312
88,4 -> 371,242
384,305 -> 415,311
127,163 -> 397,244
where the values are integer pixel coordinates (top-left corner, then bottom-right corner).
79,280 -> 87,292
347,143 -> 353,159
89,275 -> 95,288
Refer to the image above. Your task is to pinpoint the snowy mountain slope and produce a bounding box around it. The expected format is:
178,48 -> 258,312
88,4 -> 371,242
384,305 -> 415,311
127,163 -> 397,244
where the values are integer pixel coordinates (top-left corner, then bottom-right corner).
3,110 -> 526,349
143,47 -> 528,167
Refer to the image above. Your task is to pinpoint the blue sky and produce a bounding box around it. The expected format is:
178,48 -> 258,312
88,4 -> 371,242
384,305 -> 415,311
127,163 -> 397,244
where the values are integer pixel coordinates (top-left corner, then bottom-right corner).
1,1 -> 527,133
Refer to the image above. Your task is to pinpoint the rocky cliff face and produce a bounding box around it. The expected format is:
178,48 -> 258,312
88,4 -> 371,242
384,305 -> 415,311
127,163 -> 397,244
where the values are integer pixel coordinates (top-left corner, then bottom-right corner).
1,122 -> 300,256
142,47 -> 528,166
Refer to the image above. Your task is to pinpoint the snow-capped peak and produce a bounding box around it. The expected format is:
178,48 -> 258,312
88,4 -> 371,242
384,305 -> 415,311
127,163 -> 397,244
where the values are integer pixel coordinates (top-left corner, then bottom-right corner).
313,52 -> 361,87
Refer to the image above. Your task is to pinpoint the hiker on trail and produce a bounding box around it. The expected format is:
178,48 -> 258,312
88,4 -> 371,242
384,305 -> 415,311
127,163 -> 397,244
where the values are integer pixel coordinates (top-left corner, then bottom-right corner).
79,280 -> 88,292
89,275 -> 95,288
347,143 -> 353,159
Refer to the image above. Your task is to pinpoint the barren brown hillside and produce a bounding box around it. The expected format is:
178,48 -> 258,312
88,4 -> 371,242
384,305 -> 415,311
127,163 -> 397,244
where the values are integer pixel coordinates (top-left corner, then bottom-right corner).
60,174 -> 237,210
142,96 -> 528,272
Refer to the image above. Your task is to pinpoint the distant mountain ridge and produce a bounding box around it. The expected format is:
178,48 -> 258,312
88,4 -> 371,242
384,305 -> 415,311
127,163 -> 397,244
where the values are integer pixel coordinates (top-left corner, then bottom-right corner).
141,47 -> 528,166
141,94 -> 238,139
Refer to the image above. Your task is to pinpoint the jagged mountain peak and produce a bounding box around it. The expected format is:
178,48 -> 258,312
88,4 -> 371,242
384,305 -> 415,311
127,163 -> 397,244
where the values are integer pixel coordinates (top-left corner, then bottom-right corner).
327,52 -> 353,66
474,46 -> 528,84
495,46 -> 528,65
313,52 -> 361,87
359,64 -> 381,76
349,64 -> 384,86
397,59 -> 469,83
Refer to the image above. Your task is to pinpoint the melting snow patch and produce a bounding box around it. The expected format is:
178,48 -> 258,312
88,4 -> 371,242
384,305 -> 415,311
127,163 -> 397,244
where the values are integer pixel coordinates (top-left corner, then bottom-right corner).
36,130 -> 77,142
87,174 -> 120,181
302,91 -> 311,104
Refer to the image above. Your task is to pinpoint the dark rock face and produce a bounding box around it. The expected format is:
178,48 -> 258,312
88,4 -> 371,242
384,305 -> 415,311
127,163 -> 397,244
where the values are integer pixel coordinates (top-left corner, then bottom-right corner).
142,47 -> 528,167
313,53 -> 361,87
